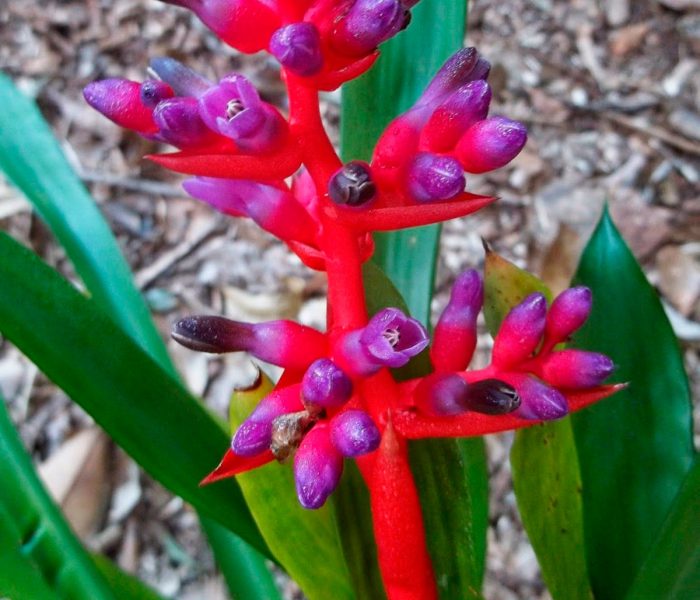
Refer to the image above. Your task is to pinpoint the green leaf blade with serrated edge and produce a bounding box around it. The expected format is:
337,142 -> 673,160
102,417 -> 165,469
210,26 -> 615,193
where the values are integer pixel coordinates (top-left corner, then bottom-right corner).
484,250 -> 593,600
228,374 -> 353,600
0,231 -> 267,559
571,208 -> 694,600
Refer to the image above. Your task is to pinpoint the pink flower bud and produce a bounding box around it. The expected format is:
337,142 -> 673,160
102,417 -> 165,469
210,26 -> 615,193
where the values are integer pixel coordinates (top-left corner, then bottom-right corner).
405,153 -> 465,203
330,409 -> 380,457
492,293 -> 547,369
540,350 -> 615,389
83,79 -> 157,134
413,373 -> 470,416
232,385 -> 303,456
294,424 -> 344,509
331,0 -> 409,57
431,269 -> 483,372
302,359 -> 353,411
171,316 -> 327,370
545,286 -> 593,344
270,23 -> 323,76
455,116 -> 527,174
502,373 -> 568,420
418,47 -> 489,107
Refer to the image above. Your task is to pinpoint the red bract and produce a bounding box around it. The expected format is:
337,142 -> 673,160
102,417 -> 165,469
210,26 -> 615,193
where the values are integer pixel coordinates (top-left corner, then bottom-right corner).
87,4 -> 620,596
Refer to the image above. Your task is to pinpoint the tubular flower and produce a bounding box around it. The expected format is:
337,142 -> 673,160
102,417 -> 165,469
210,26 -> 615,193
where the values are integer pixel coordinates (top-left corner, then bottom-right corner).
87,3 -> 621,595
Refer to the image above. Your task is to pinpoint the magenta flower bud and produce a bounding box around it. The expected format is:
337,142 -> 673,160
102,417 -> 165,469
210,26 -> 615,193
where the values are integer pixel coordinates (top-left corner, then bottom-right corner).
198,75 -> 286,153
269,23 -> 323,77
418,48 -> 488,107
149,57 -> 212,97
332,0 -> 409,57
431,269 -> 483,372
503,374 -> 568,420
159,0 -> 280,54
330,410 -> 381,457
301,359 -> 353,411
541,350 -> 615,389
140,80 -> 174,108
336,308 -> 430,376
328,161 -> 377,207
152,97 -> 220,148
414,373 -> 471,417
294,424 -> 344,509
405,152 -> 465,203
171,315 -> 327,370
545,287 -> 593,344
232,385 -> 303,456
420,80 -> 492,152
492,293 -> 547,369
83,79 -> 157,133
455,116 -> 527,174
182,177 -> 318,245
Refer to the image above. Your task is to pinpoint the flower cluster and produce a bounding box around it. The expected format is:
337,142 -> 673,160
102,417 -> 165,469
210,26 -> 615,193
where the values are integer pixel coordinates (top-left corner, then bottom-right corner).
86,2 -> 620,597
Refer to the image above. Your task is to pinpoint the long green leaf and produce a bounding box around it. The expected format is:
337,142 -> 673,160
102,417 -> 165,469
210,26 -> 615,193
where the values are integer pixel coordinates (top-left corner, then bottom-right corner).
92,556 -> 164,600
0,231 -> 268,558
0,73 -> 282,595
0,397 -> 115,599
0,72 -> 172,376
625,458 -> 700,599
483,250 -> 592,600
228,375 -> 353,600
572,208 -> 694,599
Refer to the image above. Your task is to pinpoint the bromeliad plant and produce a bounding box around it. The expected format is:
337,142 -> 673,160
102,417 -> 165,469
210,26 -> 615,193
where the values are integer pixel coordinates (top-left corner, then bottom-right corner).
0,0 -> 697,599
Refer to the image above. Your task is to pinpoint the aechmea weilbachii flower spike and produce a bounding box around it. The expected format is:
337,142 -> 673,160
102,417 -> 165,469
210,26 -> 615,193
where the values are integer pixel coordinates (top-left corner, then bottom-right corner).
301,359 -> 354,412
171,316 -> 326,369
431,269 -> 483,372
182,177 -> 318,246
329,410 -> 381,458
336,308 -> 430,376
491,292 -> 547,369
269,23 -> 324,76
158,0 -> 281,53
294,424 -> 344,509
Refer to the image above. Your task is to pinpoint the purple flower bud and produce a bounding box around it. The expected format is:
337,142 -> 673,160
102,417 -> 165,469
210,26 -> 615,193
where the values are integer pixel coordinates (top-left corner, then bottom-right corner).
492,293 -> 547,369
182,177 -> 318,245
140,80 -> 174,108
294,424 -> 343,509
414,373 -> 471,416
171,315 -> 326,370
198,75 -> 285,153
301,359 -> 353,411
328,161 -> 377,208
456,116 -> 527,174
152,97 -> 220,148
431,269 -> 483,372
232,385 -> 303,456
418,48 -> 488,107
149,57 -> 212,97
504,374 -> 568,420
332,0 -> 409,57
545,287 -> 593,344
462,379 -> 520,415
405,152 -> 465,203
337,308 -> 429,375
83,79 -> 157,133
330,410 -> 381,457
541,350 -> 615,389
270,23 -> 323,77
420,80 -> 492,152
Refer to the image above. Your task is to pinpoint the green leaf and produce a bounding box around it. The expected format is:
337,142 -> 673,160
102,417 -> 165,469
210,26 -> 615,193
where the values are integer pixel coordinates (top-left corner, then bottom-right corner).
0,231 -> 268,559
92,556 -> 164,600
625,459 -> 700,600
228,374 -> 354,600
571,208 -> 694,599
0,396 -> 115,600
0,72 -> 173,377
485,251 -> 592,600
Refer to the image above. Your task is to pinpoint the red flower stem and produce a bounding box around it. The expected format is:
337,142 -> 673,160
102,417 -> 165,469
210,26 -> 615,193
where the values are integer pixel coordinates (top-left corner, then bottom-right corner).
368,421 -> 438,600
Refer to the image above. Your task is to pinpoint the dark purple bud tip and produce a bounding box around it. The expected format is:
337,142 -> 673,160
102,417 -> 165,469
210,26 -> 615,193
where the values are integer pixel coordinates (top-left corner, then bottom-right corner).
171,315 -> 253,353
450,269 -> 484,313
302,359 -> 353,411
270,411 -> 315,462
406,152 -> 465,203
414,374 -> 471,417
457,116 -> 527,174
270,23 -> 323,77
140,80 -> 174,108
463,379 -> 520,415
330,410 -> 381,457
546,286 -> 593,343
328,161 -> 377,207
334,0 -> 406,56
232,420 -> 272,457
